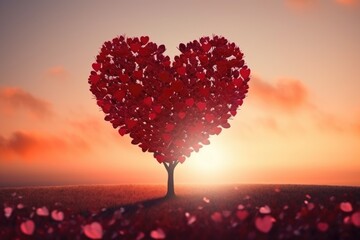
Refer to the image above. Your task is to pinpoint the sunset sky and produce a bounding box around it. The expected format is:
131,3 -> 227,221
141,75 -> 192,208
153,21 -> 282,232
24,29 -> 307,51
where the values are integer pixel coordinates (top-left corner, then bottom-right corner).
0,0 -> 359,187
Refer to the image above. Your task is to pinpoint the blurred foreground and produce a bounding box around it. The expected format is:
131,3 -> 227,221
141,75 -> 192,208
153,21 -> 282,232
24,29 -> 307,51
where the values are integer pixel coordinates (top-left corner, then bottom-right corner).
1,184 -> 360,239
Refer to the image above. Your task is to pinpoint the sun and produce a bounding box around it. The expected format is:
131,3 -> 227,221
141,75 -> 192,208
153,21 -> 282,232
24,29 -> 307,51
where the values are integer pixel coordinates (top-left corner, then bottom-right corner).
184,138 -> 229,184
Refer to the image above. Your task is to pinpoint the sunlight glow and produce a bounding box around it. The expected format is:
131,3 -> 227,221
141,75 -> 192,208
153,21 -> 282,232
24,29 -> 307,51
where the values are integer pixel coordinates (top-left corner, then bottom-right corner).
184,140 -> 230,184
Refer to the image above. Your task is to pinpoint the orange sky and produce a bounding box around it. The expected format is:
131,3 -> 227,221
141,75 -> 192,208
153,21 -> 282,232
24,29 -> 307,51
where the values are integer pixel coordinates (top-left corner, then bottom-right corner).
0,1 -> 359,187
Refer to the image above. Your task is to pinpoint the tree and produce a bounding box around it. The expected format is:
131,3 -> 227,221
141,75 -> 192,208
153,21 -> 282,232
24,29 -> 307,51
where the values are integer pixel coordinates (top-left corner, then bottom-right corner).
88,35 -> 250,198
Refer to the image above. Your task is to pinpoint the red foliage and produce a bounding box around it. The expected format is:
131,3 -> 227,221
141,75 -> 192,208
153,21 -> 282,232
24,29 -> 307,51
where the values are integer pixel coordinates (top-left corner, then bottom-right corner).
88,35 -> 250,163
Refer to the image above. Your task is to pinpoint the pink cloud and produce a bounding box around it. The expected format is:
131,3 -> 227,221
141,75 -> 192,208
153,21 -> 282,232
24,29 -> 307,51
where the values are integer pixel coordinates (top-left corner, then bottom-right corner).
250,77 -> 309,112
285,0 -> 358,10
335,0 -> 359,6
0,87 -> 52,118
285,0 -> 318,11
0,115 -> 125,161
354,121 -> 360,135
0,131 -> 89,160
248,76 -> 360,136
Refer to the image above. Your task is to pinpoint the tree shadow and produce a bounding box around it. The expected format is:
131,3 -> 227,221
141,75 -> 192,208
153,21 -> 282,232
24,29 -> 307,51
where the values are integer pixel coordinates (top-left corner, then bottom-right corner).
97,196 -> 169,219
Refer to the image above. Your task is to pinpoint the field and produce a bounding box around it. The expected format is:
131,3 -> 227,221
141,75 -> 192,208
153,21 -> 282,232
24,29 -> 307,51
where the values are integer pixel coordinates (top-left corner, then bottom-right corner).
1,184 -> 360,239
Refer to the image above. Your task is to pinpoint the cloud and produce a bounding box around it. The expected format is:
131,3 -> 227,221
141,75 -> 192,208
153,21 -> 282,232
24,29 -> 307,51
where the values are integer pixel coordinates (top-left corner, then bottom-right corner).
354,120 -> 360,135
247,76 -> 360,137
249,77 -> 309,112
285,0 -> 358,11
285,0 -> 318,11
335,0 -> 359,6
0,131 -> 89,160
45,66 -> 69,80
0,115 -> 127,161
0,87 -> 53,118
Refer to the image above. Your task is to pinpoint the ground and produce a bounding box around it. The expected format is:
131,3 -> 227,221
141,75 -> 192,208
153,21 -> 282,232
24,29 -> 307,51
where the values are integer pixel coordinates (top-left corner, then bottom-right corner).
0,184 -> 360,239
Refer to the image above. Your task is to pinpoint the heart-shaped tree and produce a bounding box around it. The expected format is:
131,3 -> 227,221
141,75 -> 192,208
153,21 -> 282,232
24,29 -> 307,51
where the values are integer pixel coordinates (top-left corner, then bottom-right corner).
88,35 -> 250,198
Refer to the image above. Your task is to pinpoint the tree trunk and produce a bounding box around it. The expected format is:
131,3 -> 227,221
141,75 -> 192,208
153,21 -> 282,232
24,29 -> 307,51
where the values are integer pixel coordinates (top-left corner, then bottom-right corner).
164,161 -> 178,198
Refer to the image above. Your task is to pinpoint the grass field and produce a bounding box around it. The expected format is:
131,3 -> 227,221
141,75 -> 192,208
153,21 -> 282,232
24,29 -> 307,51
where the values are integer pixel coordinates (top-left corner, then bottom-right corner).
1,184 -> 360,239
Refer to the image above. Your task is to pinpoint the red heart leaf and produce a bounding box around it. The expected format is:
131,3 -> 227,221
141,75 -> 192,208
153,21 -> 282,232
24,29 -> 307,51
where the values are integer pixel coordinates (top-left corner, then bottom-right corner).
196,72 -> 206,80
240,67 -> 251,80
119,74 -> 129,83
165,123 -> 175,132
201,43 -> 212,52
185,98 -> 195,107
177,66 -> 186,75
143,97 -> 153,106
140,36 -> 149,45
178,112 -> 186,119
205,113 -> 214,123
92,63 -> 101,71
196,102 -> 206,111
89,74 -> 100,85
129,84 -> 143,97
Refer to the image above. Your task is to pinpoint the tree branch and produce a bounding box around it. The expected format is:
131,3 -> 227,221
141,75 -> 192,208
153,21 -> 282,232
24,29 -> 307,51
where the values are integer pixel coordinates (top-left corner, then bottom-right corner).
163,162 -> 169,171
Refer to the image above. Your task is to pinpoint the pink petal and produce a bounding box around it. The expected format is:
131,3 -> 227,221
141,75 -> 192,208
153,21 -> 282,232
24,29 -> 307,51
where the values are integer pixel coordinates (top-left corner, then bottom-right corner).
344,216 -> 351,224
185,212 -> 197,225
4,207 -> 13,218
317,222 -> 329,232
51,210 -> 64,221
340,202 -> 353,213
83,222 -> 103,239
36,206 -> 49,216
236,210 -> 249,221
351,211 -> 360,228
150,228 -> 166,239
237,204 -> 245,210
222,210 -> 231,218
307,202 -> 315,211
136,232 -> 145,240
187,215 -> 197,225
48,227 -> 54,234
255,216 -> 274,233
20,220 -> 35,236
17,203 -> 24,209
259,205 -> 271,214
203,197 -> 210,204
211,212 -> 222,223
